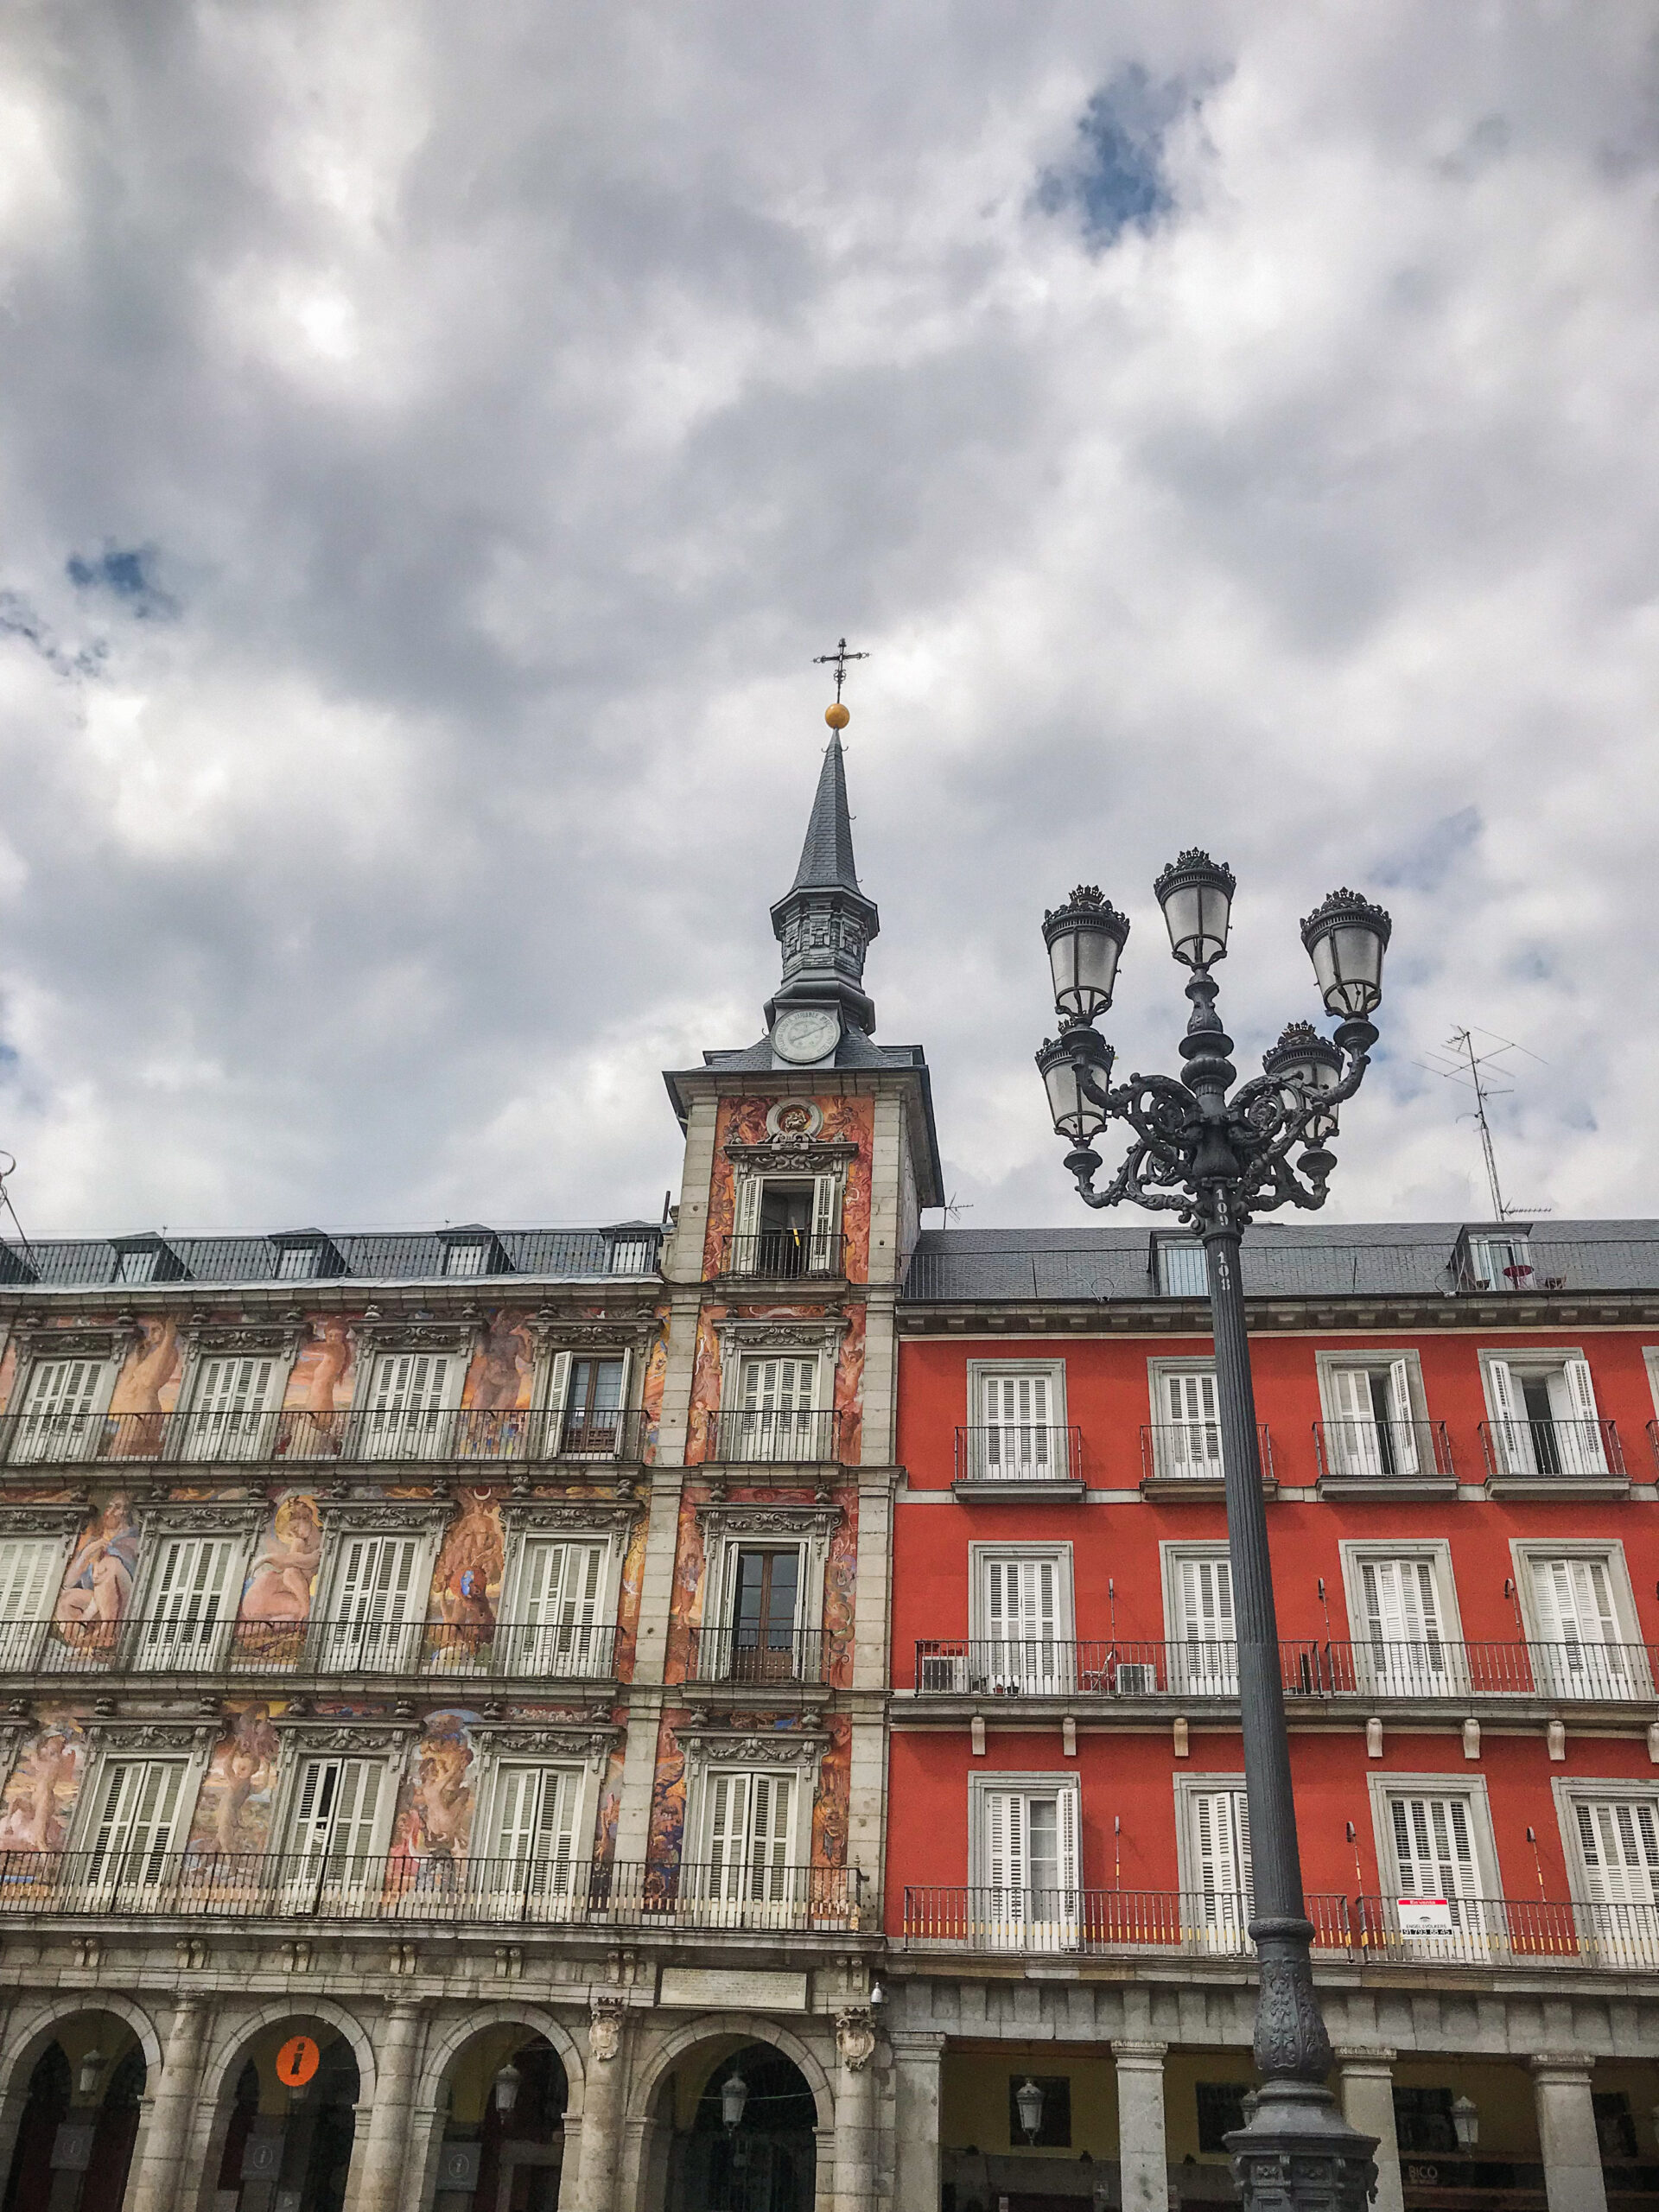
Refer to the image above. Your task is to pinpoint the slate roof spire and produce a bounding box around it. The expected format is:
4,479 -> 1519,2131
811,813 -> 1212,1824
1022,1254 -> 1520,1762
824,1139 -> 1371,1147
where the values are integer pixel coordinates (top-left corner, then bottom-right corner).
766,727 -> 880,1037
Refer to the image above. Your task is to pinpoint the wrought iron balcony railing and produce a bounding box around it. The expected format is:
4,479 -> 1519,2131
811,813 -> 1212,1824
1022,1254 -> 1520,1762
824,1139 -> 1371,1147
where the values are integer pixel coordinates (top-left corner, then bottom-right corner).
688,1627 -> 828,1686
719,1232 -> 847,1280
0,1404 -> 647,1470
0,1851 -> 863,1932
1313,1419 -> 1455,1482
900,1887 -> 1353,1956
912,1637 -> 1659,1706
912,1639 -> 1319,1699
1478,1416 -> 1623,1479
1354,1893 -> 1659,1969
0,1614 -> 620,1682
706,1408 -> 845,1464
952,1427 -> 1084,1484
1140,1423 -> 1275,1485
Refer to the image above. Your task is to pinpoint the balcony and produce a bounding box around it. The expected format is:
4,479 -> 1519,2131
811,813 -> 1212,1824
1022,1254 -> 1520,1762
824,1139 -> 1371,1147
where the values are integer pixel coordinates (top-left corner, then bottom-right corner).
1313,1418 -> 1455,1497
0,1614 -> 620,1685
0,1404 -> 648,1472
705,1408 -> 846,1465
1354,1894 -> 1659,1971
0,1852 -> 864,1935
951,1427 -> 1084,1501
1478,1416 -> 1625,1494
687,1626 -> 828,1688
900,1888 -> 1659,1972
718,1232 -> 846,1282
911,1638 -> 1659,1711
1140,1424 -> 1274,1498
901,1886 -> 1353,1957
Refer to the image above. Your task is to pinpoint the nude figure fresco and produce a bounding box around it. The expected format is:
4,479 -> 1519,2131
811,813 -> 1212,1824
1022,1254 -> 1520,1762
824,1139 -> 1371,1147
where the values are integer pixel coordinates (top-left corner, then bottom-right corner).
0,1713 -> 86,1853
188,1703 -> 281,1857
49,1494 -> 140,1656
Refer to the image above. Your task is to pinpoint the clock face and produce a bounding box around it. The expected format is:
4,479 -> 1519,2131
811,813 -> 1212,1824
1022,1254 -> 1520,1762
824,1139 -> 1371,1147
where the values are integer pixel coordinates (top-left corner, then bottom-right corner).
772,1007 -> 841,1065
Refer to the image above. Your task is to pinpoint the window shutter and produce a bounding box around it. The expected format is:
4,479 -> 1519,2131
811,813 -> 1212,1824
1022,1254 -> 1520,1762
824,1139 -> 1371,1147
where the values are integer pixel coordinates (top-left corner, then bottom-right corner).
1486,1360 -> 1532,1473
1192,1789 -> 1251,1913
1387,1360 -> 1421,1474
18,1359 -> 105,1460
1331,1368 -> 1379,1478
325,1759 -> 384,1881
733,1176 -> 762,1266
1057,1787 -> 1079,1897
1561,1357 -> 1606,1473
191,1356 -> 275,1459
1166,1371 -> 1222,1469
708,1770 -> 750,1893
89,1759 -> 186,1885
810,1174 -> 841,1273
1575,1799 -> 1659,1908
139,1537 -> 238,1667
1390,1794 -> 1481,1905
0,1540 -> 62,1628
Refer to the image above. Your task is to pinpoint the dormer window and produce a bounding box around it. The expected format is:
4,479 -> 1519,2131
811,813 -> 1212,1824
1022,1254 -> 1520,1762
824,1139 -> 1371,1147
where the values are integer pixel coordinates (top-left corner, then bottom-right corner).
436,1224 -> 508,1279
1459,1230 -> 1535,1292
111,1235 -> 183,1286
270,1230 -> 347,1282
1154,1236 -> 1208,1297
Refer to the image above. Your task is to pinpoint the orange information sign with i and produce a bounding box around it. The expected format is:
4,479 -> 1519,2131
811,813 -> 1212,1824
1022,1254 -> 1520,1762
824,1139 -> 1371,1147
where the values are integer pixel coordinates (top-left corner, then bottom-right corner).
276,2035 -> 321,2089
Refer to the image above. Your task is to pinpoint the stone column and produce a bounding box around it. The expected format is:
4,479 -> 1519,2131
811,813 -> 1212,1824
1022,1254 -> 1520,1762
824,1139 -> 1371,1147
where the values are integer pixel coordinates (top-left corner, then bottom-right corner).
396,2100 -> 448,2212
834,2010 -> 878,2212
1334,2050 -> 1401,2212
1110,2041 -> 1167,2212
350,1999 -> 426,2212
123,1994 -> 209,2212
891,2033 -> 944,2212
572,1999 -> 629,2212
1531,2056 -> 1608,2212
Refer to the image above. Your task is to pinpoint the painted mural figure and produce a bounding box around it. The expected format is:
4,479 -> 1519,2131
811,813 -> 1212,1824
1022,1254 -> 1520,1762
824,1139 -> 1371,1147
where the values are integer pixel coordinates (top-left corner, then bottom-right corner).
283,1317 -> 353,1456
239,1494 -> 322,1649
0,1723 -> 83,1854
191,1704 -> 281,1862
52,1496 -> 139,1654
429,1489 -> 503,1661
391,1713 -> 474,1891
108,1318 -> 180,1456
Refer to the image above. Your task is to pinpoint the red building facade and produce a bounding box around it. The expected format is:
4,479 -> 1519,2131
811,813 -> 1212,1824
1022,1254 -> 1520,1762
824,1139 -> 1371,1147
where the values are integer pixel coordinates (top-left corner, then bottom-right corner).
885,1224 -> 1659,2212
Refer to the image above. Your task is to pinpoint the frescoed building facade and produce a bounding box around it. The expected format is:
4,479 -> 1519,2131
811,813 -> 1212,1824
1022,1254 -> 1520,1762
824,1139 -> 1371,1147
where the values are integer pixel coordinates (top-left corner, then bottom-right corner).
0,727 -> 938,2212
886,1223 -> 1659,2212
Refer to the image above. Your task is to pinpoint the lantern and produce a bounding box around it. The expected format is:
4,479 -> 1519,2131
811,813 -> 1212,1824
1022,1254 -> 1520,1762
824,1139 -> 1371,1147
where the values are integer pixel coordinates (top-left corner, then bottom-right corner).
1042,887 -> 1129,1022
1450,2094 -> 1478,2149
1300,888 -> 1392,1019
1015,2078 -> 1044,2143
493,2061 -> 522,2117
1035,1028 -> 1114,1145
1154,849 -> 1235,969
1262,1022 -> 1344,1142
721,2070 -> 749,2131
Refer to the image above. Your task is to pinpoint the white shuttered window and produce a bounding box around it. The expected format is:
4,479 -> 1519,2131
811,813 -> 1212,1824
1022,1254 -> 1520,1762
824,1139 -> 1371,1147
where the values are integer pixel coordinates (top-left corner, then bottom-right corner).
323,1535 -> 423,1671
736,1357 -> 817,1462
513,1540 -> 607,1675
286,1757 -> 386,1885
982,1783 -> 1081,1948
364,1352 -> 454,1459
1529,1555 -> 1630,1698
983,1556 -> 1063,1692
188,1356 -> 276,1461
86,1758 -> 188,1888
1357,1558 -> 1450,1695
137,1536 -> 240,1669
16,1360 -> 105,1464
705,1769 -> 796,1904
490,1765 -> 583,1900
1164,1371 -> 1222,1474
0,1538 -> 65,1651
1190,1788 -> 1253,1948
981,1373 -> 1054,1480
1173,1555 -> 1236,1694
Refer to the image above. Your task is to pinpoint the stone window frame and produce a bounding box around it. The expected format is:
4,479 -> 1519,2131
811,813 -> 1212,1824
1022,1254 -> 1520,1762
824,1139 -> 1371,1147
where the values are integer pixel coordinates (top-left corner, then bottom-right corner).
694,1502 -> 838,1681
966,1541 -> 1075,1645
678,1724 -> 827,1867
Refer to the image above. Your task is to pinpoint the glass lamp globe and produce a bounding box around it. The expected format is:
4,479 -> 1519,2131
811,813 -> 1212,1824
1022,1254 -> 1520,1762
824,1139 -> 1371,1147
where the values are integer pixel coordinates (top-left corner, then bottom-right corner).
1042,887 -> 1129,1021
1300,888 -> 1392,1019
1154,849 -> 1235,969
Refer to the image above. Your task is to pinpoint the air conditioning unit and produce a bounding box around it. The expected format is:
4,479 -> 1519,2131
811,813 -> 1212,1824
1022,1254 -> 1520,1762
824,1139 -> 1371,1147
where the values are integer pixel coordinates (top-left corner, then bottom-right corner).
919,1654 -> 968,1694
1115,1662 -> 1159,1695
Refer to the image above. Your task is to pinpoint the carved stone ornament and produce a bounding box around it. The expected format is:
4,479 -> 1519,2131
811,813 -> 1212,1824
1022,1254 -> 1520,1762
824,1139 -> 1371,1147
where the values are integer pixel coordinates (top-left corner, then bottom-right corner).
474,1726 -> 620,1770
92,1720 -> 219,1751
350,1319 -> 480,1357
716,1319 -> 845,1355
696,1503 -> 839,1538
182,1321 -> 305,1359
589,1995 -> 627,2062
679,1727 -> 827,1777
10,1326 -> 129,1368
0,1505 -> 90,1538
725,1135 -> 857,1172
835,2008 -> 876,2072
270,1719 -> 416,1752
136,1501 -> 265,1536
531,1316 -> 657,1352
316,1499 -> 450,1536
764,1100 -> 823,1140
501,1501 -> 638,1540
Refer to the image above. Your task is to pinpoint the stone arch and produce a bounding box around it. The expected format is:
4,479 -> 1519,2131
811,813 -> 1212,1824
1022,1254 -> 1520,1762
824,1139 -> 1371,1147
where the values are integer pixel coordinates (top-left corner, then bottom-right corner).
196,1994 -> 378,2109
0,1992 -> 165,2097
626,2014 -> 835,2131
417,2004 -> 587,2120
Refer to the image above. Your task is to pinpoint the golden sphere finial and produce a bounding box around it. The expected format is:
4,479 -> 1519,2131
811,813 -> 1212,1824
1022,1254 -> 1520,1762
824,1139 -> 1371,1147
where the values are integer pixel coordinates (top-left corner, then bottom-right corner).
825,702 -> 850,730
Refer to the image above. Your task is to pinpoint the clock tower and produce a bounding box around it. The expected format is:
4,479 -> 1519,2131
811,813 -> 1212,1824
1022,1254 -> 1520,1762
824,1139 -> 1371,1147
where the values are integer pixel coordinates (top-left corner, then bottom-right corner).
763,723 -> 880,1065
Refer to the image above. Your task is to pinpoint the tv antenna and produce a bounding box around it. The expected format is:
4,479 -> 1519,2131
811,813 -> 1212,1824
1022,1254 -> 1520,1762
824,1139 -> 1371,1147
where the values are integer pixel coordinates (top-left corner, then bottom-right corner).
1416,1027 -> 1548,1224
0,1154 -> 33,1264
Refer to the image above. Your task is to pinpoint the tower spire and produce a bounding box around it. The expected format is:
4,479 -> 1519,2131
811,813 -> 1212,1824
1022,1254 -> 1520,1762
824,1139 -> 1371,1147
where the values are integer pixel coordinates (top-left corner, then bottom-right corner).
764,674 -> 880,1052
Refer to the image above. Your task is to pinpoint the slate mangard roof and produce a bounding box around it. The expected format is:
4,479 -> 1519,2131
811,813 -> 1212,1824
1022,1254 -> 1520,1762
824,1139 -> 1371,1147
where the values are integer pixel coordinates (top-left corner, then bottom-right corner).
900,1218 -> 1659,1302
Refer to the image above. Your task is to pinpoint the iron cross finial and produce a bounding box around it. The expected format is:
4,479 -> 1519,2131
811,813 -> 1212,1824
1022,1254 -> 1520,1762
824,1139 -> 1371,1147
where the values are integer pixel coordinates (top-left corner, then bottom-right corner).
812,636 -> 869,702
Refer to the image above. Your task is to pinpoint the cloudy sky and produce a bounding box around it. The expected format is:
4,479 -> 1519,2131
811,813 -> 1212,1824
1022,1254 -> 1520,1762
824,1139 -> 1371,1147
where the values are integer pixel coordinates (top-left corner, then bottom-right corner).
1,3 -> 1656,1241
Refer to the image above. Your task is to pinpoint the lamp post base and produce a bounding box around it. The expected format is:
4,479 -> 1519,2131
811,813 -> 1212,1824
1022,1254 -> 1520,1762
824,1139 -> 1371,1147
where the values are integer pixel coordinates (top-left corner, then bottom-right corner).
1225,2079 -> 1378,2212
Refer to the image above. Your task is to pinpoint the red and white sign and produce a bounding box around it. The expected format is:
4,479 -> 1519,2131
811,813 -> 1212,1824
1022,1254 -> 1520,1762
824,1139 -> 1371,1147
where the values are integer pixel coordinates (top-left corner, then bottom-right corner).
1395,1897 -> 1453,1934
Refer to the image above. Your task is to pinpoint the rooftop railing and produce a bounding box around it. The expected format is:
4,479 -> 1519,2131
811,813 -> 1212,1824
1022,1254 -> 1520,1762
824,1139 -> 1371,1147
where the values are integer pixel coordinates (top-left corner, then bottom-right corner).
1313,1419 -> 1455,1482
0,1225 -> 662,1290
0,1404 -> 647,1470
912,1638 -> 1659,1705
953,1427 -> 1084,1485
0,1852 -> 863,1932
0,1615 -> 620,1682
1478,1417 -> 1624,1480
900,1887 -> 1352,1956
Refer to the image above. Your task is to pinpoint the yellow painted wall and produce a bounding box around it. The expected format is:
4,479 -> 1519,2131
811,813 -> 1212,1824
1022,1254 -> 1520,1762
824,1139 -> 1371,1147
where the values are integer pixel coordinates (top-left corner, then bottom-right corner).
1392,2059 -> 1536,2162
941,2050 -> 1118,2157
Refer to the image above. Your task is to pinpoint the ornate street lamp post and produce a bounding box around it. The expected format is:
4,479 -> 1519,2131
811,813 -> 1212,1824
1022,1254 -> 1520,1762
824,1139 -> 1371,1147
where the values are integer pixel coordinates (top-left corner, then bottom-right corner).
1036,859 -> 1392,2211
